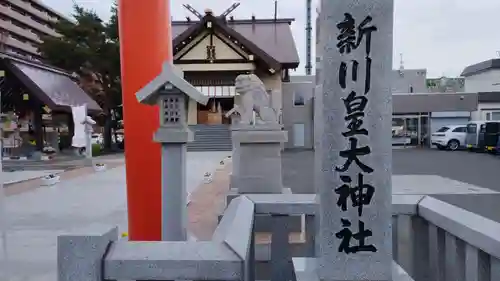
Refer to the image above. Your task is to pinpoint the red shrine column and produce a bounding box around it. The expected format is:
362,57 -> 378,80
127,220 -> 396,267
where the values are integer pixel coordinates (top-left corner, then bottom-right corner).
118,0 -> 172,241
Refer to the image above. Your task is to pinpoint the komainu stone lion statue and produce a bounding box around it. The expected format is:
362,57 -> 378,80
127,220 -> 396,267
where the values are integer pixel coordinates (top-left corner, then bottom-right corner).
233,74 -> 278,125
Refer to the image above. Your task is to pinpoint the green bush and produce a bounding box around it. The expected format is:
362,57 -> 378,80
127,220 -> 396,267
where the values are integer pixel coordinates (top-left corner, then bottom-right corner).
92,143 -> 102,156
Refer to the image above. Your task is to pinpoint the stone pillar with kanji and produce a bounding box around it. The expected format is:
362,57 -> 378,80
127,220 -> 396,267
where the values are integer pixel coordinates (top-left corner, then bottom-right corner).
293,1 -> 395,280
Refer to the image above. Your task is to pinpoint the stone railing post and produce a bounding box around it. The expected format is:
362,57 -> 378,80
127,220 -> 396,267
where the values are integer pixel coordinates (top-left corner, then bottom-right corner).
56,198 -> 256,280
102,197 -> 255,281
304,214 -> 316,257
212,196 -> 256,281
270,214 -> 294,281
409,216 -> 430,281
392,214 -> 430,279
57,226 -> 118,281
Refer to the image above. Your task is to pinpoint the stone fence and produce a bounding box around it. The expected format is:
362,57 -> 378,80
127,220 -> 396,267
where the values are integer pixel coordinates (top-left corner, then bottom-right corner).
57,194 -> 500,281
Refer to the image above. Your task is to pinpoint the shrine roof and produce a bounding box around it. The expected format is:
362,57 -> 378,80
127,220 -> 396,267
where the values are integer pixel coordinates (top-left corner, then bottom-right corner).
172,16 -> 299,69
0,52 -> 101,113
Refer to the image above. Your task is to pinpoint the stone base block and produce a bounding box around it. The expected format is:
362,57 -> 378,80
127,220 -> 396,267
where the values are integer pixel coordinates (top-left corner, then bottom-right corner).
292,258 -> 414,281
225,187 -> 292,206
230,125 -> 287,194
219,187 -> 301,232
256,214 -> 301,232
229,173 -> 238,190
217,213 -> 302,232
231,124 -> 288,144
230,174 -> 283,194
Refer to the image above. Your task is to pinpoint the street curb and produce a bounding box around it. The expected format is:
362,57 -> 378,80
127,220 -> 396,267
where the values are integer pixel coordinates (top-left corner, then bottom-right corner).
3,170 -> 65,186
2,155 -> 56,161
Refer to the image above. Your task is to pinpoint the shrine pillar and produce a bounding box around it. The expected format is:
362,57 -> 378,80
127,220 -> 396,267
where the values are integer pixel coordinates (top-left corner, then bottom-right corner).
118,0 -> 172,241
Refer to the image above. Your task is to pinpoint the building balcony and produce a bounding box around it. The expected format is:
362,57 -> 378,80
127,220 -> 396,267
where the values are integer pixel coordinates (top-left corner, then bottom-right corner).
1,6 -> 59,38
0,18 -> 42,44
56,193 -> 500,281
3,36 -> 39,55
5,0 -> 60,24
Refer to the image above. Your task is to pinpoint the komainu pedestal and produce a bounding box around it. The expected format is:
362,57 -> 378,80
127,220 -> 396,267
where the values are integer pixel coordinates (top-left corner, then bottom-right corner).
225,124 -> 300,231
230,124 -> 287,194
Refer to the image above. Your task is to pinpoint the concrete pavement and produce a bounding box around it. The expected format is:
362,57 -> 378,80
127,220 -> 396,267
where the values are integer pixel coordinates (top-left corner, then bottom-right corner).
392,175 -> 499,195
0,166 -> 128,281
0,148 -> 494,281
0,151 -> 229,281
185,152 -> 230,200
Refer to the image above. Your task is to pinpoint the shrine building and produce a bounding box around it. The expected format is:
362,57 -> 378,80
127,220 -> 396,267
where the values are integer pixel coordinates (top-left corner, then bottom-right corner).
172,8 -> 299,125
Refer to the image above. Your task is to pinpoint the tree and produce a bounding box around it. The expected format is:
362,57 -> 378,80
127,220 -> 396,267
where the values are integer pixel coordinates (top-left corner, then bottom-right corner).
38,3 -> 121,151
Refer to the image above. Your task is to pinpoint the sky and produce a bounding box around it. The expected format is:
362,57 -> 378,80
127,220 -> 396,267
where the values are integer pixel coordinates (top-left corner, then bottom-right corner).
42,0 -> 500,78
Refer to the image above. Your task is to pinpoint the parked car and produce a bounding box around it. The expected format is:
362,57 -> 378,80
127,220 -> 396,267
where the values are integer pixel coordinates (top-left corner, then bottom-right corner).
465,121 -> 500,152
497,136 -> 500,154
430,125 -> 467,151
465,121 -> 486,151
392,125 -> 404,136
484,122 -> 500,153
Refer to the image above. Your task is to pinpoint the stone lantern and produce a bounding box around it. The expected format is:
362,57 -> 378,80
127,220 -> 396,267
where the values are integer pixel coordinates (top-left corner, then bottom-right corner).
136,61 -> 208,241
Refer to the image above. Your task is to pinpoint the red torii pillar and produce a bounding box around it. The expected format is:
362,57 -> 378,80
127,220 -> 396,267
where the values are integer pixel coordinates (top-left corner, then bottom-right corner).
118,0 -> 172,240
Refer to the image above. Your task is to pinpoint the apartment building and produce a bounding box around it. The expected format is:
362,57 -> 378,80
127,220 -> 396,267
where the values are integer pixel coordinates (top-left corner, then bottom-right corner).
0,0 -> 65,60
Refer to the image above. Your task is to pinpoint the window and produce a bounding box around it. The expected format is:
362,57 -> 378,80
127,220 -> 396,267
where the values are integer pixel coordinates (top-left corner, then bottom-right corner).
436,127 -> 449,133
480,124 -> 486,133
293,91 -> 305,106
452,127 -> 466,133
485,111 -> 500,121
493,112 -> 500,120
467,124 -> 477,134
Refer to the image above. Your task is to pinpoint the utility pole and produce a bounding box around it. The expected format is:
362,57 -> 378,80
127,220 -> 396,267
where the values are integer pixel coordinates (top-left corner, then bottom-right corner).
305,0 -> 312,75
0,67 -> 6,274
274,0 -> 277,21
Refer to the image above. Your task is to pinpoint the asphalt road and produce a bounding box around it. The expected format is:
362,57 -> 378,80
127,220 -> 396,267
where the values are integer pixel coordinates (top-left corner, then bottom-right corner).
393,149 -> 500,222
392,148 -> 500,192
282,148 -> 500,222
283,148 -> 500,192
